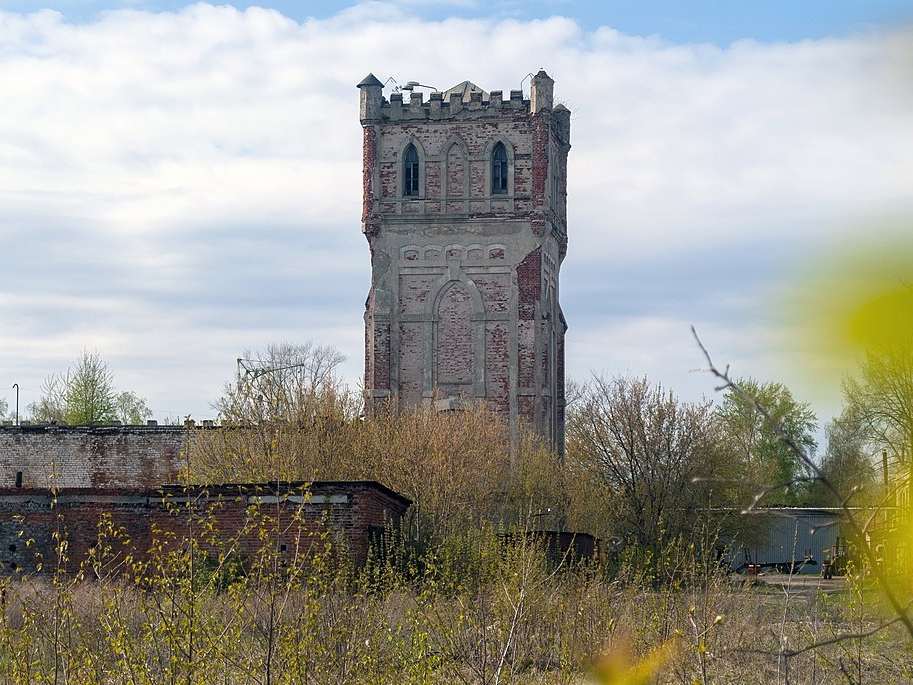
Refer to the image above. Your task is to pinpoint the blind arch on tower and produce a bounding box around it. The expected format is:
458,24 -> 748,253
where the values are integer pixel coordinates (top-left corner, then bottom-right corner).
433,281 -> 474,388
443,137 -> 469,198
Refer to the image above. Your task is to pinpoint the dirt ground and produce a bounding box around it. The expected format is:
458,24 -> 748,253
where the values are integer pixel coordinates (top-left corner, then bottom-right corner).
750,573 -> 848,595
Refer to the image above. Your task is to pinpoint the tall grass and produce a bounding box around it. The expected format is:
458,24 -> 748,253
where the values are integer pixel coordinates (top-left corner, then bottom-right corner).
0,513 -> 910,685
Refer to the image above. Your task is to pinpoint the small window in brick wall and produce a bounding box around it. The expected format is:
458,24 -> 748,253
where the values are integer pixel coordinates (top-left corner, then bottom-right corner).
492,142 -> 508,194
403,144 -> 420,197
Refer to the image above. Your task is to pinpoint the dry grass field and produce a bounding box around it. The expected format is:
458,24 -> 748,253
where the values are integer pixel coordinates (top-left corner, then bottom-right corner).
0,539 -> 909,685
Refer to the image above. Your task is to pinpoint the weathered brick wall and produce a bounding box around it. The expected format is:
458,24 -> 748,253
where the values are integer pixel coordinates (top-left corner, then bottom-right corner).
359,71 -> 571,455
0,425 -> 188,489
0,481 -> 410,575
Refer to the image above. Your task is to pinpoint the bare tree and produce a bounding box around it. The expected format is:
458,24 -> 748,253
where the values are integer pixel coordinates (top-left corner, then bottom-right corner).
693,328 -> 913,648
215,341 -> 350,425
189,342 -> 358,483
28,374 -> 66,423
842,341 -> 913,467
566,375 -> 728,557
808,403 -> 878,506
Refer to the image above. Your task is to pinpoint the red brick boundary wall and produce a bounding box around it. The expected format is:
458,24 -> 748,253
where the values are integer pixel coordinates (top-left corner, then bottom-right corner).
0,481 -> 410,575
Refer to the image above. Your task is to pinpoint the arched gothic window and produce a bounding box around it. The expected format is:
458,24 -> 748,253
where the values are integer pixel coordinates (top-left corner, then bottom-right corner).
403,144 -> 420,197
491,142 -> 508,195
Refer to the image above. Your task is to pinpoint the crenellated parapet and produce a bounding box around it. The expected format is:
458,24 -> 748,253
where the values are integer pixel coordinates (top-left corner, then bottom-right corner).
359,70 -> 567,124
381,88 -> 528,121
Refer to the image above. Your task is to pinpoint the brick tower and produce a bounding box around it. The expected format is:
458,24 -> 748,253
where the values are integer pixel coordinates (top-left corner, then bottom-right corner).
358,71 -> 570,456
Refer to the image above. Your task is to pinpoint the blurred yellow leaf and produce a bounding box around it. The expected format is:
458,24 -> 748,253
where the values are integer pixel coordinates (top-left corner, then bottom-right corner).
591,635 -> 678,685
779,226 -> 913,389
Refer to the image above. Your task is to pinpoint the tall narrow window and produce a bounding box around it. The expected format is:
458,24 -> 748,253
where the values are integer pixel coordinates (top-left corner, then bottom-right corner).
403,144 -> 419,197
492,142 -> 508,194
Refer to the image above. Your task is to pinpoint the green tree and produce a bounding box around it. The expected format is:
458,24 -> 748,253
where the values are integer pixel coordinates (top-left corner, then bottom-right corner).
115,390 -> 153,424
63,349 -> 117,424
714,377 -> 817,504
27,350 -> 150,425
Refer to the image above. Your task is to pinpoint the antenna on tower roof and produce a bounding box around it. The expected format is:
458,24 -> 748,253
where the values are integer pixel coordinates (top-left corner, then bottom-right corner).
398,80 -> 438,92
519,72 -> 535,98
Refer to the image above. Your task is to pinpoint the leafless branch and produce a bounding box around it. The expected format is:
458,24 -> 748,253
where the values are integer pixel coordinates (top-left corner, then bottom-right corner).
729,613 -> 906,659
692,326 -> 913,640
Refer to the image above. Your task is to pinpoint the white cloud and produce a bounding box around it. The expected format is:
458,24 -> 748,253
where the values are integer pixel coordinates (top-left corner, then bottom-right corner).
0,4 -> 911,422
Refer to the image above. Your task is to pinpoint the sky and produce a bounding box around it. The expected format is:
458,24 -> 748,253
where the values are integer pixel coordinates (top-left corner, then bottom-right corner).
1,1 -> 912,434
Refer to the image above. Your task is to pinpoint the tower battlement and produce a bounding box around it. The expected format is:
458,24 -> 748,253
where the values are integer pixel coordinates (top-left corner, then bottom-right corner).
359,71 -> 560,123
382,88 -> 528,120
